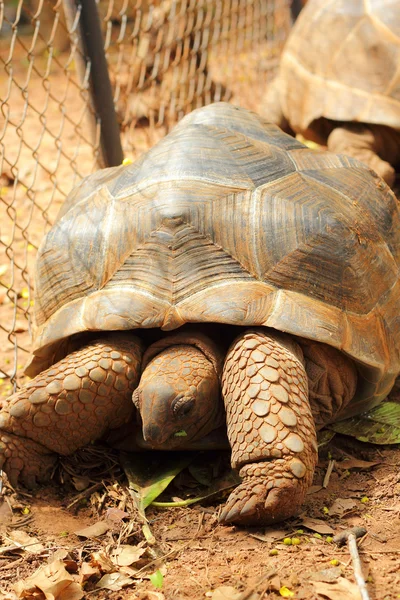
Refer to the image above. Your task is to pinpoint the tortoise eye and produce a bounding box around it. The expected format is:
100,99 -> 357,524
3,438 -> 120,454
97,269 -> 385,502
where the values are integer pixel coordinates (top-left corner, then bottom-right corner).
172,396 -> 195,417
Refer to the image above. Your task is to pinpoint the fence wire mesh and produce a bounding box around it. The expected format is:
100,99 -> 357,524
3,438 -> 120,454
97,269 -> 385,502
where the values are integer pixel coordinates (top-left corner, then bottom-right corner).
0,0 -> 291,395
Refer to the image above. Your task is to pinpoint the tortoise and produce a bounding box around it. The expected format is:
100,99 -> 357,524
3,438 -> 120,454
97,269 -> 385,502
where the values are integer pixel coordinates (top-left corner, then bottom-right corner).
262,0 -> 400,186
1,102 -> 400,526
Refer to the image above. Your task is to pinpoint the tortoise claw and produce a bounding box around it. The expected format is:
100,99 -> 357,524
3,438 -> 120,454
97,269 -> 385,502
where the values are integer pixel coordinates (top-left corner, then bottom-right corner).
0,431 -> 56,489
219,470 -> 308,527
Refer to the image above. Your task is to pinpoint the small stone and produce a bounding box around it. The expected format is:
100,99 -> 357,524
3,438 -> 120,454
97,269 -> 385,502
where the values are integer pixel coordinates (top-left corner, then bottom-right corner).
252,400 -> 270,417
259,366 -> 279,382
269,384 -> 289,403
63,374 -> 81,391
259,423 -> 277,444
89,367 -> 107,383
55,399 -> 72,415
46,381 -> 63,395
284,433 -> 304,453
111,351 -> 122,360
29,388 -> 49,404
33,412 -> 51,427
279,406 -> 297,427
290,458 -> 307,478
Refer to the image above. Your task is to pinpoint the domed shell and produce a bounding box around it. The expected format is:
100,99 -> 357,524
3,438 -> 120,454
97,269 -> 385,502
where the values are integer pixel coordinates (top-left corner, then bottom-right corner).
275,0 -> 400,136
28,102 -> 400,417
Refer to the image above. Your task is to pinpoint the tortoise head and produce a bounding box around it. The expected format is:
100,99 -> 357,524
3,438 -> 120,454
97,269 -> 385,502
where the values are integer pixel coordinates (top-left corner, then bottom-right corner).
133,341 -> 222,449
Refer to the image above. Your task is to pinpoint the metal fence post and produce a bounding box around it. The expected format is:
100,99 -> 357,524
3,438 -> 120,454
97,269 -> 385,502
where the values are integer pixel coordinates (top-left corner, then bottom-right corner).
68,0 -> 124,167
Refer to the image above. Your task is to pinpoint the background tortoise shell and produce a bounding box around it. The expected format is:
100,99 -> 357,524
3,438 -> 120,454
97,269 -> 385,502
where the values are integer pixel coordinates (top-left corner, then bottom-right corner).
27,102 -> 400,419
274,0 -> 400,138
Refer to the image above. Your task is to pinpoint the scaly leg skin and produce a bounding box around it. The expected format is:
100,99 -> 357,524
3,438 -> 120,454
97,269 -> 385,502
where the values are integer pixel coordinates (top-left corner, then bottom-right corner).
0,335 -> 143,488
327,123 -> 400,187
220,329 -> 317,526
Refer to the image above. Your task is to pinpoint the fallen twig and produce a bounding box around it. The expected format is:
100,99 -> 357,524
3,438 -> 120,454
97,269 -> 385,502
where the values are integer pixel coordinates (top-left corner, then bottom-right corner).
66,482 -> 104,509
323,459 -> 335,488
333,526 -> 369,600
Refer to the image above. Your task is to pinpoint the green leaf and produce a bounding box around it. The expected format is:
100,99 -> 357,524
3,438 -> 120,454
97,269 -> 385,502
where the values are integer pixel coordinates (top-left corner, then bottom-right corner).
120,451 -> 195,511
329,401 -> 400,444
151,468 -> 241,508
149,569 -> 164,589
317,429 -> 336,447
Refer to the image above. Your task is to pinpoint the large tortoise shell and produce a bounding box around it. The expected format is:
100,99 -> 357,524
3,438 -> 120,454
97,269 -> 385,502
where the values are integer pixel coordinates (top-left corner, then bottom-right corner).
28,103 -> 400,417
275,0 -> 400,136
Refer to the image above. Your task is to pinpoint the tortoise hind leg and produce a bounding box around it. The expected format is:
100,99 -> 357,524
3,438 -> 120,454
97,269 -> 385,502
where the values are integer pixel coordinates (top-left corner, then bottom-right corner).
0,335 -> 143,488
220,329 -> 317,526
327,123 -> 400,187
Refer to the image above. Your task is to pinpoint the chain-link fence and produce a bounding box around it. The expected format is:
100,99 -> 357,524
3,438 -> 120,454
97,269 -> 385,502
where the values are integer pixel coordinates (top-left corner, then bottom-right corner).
0,0 -> 291,394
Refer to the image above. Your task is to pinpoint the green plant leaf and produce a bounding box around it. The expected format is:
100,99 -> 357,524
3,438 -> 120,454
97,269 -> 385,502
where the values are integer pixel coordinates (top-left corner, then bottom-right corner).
119,451 -> 195,511
317,429 -> 336,447
329,401 -> 400,444
149,569 -> 164,589
151,468 -> 241,508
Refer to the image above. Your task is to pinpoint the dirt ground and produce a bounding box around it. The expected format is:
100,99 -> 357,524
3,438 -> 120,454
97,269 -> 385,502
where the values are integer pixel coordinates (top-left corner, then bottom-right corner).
0,437 -> 399,600
1,25 -> 400,600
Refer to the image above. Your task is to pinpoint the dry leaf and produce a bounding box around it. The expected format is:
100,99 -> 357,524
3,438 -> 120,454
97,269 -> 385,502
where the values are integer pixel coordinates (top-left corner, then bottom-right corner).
8,531 -> 44,554
111,545 -> 146,567
211,587 -> 242,600
78,562 -> 99,583
307,485 -> 323,495
329,499 -> 358,517
300,518 -> 335,535
74,521 -> 109,538
308,567 -> 342,583
312,577 -> 362,600
336,459 -> 380,471
14,559 -> 84,600
105,508 -> 130,522
135,592 -> 165,600
250,528 -> 288,543
90,552 -> 115,573
96,572 -> 135,591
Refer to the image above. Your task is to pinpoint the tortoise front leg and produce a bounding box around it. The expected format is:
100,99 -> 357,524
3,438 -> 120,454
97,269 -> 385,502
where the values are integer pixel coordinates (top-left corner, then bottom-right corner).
0,336 -> 143,488
220,329 -> 317,526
